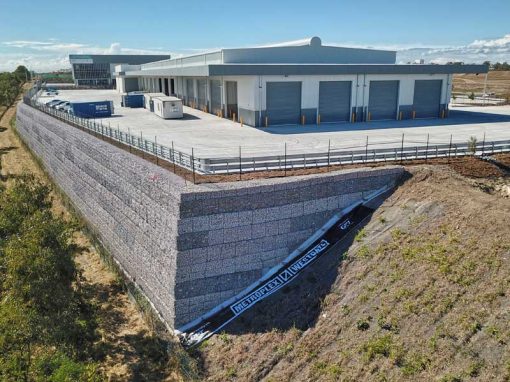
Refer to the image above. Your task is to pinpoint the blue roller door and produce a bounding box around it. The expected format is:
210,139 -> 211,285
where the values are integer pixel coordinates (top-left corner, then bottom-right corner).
368,80 -> 399,120
266,82 -> 301,125
319,81 -> 352,122
413,80 -> 442,118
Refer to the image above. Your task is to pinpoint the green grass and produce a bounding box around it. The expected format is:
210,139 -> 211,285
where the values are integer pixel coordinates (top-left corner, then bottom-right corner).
355,228 -> 367,242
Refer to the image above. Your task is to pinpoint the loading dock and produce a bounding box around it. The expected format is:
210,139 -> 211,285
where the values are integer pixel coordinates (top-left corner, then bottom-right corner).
368,80 -> 399,121
164,78 -> 169,96
226,81 -> 238,118
319,81 -> 352,123
186,79 -> 195,106
413,80 -> 442,118
197,79 -> 207,111
266,82 -> 302,126
210,80 -> 222,115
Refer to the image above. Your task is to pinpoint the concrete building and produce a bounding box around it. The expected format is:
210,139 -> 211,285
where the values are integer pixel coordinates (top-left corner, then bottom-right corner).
70,54 -> 170,87
115,37 -> 487,127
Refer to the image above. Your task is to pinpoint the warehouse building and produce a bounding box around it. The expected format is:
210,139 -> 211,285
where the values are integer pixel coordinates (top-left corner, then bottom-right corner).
114,37 -> 487,126
70,54 -> 170,87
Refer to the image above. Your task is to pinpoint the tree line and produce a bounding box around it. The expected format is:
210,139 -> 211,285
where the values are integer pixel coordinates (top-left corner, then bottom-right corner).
483,61 -> 510,71
0,175 -> 102,381
0,66 -> 31,108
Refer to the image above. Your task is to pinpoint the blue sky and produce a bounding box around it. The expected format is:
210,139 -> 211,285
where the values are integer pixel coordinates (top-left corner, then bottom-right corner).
1,0 -> 509,71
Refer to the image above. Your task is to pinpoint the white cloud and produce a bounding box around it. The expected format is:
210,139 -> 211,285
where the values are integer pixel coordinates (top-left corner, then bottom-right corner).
396,34 -> 510,64
0,39 -> 173,71
1,34 -> 509,72
107,42 -> 122,54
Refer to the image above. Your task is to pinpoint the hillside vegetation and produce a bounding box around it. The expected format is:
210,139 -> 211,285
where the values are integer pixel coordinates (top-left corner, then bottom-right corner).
1,87 -> 197,381
198,165 -> 510,381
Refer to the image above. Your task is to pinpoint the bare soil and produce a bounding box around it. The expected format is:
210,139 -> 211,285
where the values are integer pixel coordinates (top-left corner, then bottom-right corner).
493,153 -> 510,167
197,165 -> 510,381
0,89 -> 193,381
453,71 -> 510,100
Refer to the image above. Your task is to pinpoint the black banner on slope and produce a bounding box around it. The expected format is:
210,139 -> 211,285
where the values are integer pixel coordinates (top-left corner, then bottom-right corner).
178,203 -> 374,348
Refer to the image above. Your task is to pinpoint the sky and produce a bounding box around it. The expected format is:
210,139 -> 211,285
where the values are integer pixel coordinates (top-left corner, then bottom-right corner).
0,0 -> 509,72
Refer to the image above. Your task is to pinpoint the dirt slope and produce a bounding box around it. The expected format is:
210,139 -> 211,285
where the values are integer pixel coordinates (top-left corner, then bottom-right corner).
197,165 -> 510,382
453,71 -> 510,99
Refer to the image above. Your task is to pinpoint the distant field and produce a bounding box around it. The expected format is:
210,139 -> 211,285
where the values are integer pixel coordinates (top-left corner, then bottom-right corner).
453,71 -> 510,100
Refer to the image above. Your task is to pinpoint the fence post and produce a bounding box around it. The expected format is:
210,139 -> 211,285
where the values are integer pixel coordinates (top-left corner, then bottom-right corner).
482,132 -> 486,155
239,146 -> 242,181
425,133 -> 429,162
284,142 -> 287,177
191,148 -> 196,184
400,133 -> 405,163
172,141 -> 176,173
448,134 -> 452,162
128,127 -> 132,153
365,136 -> 368,163
154,136 -> 159,165
327,139 -> 331,171
140,131 -> 144,159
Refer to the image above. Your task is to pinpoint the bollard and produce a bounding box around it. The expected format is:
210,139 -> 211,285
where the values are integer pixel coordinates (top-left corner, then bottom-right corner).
301,115 -> 305,125
233,113 -> 236,122
265,116 -> 268,127
240,117 -> 243,127
412,111 -> 416,119
368,112 -> 371,122
399,111 -> 403,120
317,114 -> 321,125
352,112 -> 356,122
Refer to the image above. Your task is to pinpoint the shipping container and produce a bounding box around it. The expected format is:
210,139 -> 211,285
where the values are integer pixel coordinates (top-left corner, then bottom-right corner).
70,101 -> 114,118
122,93 -> 144,108
143,92 -> 165,111
153,96 -> 183,119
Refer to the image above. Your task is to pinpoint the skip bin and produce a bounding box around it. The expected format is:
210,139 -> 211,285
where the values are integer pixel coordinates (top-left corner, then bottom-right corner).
70,101 -> 114,118
122,93 -> 144,108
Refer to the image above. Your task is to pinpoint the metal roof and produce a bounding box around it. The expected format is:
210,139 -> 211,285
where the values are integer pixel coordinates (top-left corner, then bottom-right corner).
69,54 -> 171,65
123,63 -> 488,78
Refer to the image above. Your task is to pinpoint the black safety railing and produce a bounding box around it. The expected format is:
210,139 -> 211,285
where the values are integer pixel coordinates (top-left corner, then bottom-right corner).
23,86 -> 510,179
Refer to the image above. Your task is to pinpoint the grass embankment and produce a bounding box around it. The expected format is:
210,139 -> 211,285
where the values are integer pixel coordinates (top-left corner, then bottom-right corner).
198,165 -> 510,381
1,88 -> 198,380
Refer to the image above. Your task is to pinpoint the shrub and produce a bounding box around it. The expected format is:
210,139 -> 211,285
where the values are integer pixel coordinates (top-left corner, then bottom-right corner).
355,228 -> 367,242
467,136 -> 478,154
361,335 -> 402,363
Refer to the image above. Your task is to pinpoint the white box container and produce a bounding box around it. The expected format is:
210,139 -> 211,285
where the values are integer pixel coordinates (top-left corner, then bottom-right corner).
153,96 -> 184,119
143,92 -> 165,111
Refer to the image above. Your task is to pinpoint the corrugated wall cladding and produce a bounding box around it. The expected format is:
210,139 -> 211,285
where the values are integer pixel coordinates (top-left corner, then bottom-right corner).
16,103 -> 404,328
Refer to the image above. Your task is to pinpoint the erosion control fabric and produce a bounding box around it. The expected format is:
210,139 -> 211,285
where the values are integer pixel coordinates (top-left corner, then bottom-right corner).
178,203 -> 374,348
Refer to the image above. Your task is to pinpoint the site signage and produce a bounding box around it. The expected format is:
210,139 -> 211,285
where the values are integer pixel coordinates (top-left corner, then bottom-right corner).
178,203 -> 374,348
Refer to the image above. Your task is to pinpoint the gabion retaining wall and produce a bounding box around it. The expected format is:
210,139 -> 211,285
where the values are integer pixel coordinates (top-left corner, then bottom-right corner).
16,103 -> 404,328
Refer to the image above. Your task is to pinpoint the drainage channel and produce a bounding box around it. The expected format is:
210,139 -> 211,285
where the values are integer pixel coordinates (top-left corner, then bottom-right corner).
176,187 -> 388,348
